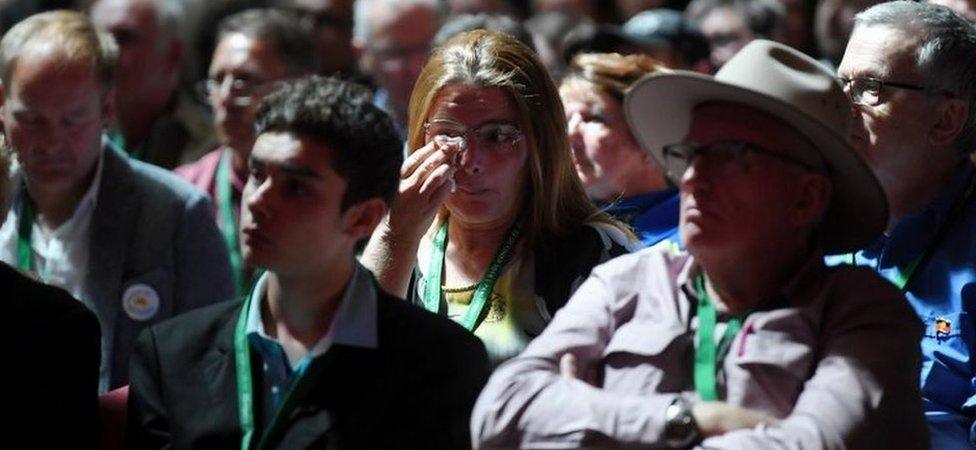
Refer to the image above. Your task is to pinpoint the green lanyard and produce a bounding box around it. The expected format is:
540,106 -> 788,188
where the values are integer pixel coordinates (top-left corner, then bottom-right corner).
108,129 -> 142,161
233,290 -> 257,450
218,149 -> 247,295
422,219 -> 521,331
848,173 -> 976,291
16,197 -> 34,272
693,274 -> 744,401
846,253 -> 921,291
233,279 -> 325,450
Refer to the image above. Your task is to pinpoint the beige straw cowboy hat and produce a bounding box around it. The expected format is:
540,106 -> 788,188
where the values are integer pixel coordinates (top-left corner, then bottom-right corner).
624,39 -> 887,253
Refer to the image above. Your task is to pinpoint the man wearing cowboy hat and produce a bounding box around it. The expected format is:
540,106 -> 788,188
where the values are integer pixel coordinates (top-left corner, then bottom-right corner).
470,39 -> 928,449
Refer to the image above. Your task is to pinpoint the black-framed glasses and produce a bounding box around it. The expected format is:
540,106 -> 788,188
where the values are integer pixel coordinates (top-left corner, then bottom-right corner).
661,141 -> 820,180
838,76 -> 952,107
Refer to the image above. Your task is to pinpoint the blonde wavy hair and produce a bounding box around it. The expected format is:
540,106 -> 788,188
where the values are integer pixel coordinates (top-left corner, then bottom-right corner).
562,52 -> 669,101
407,30 -> 629,245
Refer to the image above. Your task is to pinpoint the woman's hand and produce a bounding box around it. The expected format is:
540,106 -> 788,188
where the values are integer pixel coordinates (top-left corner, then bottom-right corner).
391,139 -> 462,238
361,139 -> 462,298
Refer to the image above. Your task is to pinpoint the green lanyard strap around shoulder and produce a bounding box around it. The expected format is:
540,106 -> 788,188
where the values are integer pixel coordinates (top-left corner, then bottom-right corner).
233,280 -> 325,450
218,149 -> 246,295
422,219 -> 522,331
693,273 -> 744,401
234,288 -> 257,450
848,172 -> 976,291
16,197 -> 34,272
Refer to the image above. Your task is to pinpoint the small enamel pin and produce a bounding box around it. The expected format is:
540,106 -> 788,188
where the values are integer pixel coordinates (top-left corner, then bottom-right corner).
935,317 -> 952,339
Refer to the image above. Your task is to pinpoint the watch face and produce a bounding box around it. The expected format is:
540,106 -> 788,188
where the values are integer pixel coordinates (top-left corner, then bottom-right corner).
665,399 -> 700,448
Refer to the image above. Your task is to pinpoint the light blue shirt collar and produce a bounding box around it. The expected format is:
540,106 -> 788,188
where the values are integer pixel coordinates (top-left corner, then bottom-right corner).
245,262 -> 378,367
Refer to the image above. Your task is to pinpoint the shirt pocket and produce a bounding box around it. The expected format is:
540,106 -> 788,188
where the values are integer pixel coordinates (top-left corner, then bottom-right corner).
601,323 -> 691,393
919,311 -> 973,410
727,321 -> 815,415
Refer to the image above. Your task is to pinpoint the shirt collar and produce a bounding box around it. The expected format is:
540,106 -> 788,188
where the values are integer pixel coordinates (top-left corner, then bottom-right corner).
679,248 -> 828,312
913,161 -> 974,230
872,161 -> 976,261
602,189 -> 680,245
245,262 -> 379,358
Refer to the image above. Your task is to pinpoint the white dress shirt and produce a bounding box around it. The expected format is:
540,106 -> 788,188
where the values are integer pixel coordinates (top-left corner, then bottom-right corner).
0,153 -> 105,306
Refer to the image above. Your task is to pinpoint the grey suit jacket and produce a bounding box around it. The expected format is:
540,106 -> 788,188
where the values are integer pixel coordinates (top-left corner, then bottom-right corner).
88,146 -> 234,390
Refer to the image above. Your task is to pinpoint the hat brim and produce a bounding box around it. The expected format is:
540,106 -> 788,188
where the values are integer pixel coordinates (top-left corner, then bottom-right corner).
624,72 -> 888,254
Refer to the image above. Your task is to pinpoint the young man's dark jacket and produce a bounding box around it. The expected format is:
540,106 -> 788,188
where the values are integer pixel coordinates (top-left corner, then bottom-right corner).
125,279 -> 490,450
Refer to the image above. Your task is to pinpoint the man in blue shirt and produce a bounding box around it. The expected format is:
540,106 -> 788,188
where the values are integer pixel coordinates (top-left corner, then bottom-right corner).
835,1 -> 976,447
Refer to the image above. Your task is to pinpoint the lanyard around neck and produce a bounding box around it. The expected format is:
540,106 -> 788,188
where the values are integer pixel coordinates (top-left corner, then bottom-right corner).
218,149 -> 247,295
850,172 -> 976,291
16,197 -> 34,272
108,129 -> 143,161
422,219 -> 522,331
234,280 -> 325,450
693,273 -> 744,401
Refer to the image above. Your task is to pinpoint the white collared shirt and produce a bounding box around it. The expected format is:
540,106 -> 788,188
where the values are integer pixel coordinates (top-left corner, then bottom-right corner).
0,152 -> 105,305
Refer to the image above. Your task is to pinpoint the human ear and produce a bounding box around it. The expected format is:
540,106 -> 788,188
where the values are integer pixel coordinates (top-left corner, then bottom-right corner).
929,97 -> 968,148
342,197 -> 388,241
789,172 -> 832,227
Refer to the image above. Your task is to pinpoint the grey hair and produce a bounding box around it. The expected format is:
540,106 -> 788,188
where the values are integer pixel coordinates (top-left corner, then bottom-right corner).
855,0 -> 976,153
353,0 -> 445,45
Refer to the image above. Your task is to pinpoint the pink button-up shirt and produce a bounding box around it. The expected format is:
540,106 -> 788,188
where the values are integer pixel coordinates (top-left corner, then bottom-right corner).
472,248 -> 929,449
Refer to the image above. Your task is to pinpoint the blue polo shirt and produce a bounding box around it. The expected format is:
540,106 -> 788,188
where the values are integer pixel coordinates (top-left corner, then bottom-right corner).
600,189 -> 680,249
827,162 -> 976,448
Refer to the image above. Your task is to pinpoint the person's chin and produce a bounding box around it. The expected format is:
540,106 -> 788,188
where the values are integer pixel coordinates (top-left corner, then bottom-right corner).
241,228 -> 276,262
681,229 -> 729,257
25,163 -> 76,187
241,247 -> 273,272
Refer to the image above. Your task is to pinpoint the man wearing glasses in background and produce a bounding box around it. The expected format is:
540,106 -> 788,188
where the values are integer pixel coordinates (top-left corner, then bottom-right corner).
352,0 -> 441,140
472,39 -> 927,449
176,8 -> 316,296
835,2 -> 976,447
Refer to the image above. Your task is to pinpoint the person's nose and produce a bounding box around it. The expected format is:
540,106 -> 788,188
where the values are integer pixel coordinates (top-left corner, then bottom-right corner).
244,177 -> 273,221
212,76 -> 239,109
458,137 -> 483,176
681,155 -> 715,194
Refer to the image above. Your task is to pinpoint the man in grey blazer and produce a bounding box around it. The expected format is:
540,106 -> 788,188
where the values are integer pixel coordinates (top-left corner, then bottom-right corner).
0,10 -> 234,392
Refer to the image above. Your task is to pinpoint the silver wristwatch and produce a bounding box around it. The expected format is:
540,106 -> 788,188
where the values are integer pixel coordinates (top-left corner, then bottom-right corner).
664,397 -> 701,449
